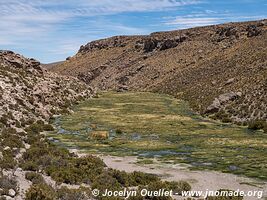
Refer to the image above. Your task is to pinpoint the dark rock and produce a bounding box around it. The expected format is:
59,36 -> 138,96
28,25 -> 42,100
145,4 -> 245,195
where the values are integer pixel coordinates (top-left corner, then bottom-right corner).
176,35 -> 188,43
216,27 -> 239,41
246,25 -> 261,37
137,65 -> 145,71
0,50 -> 14,55
117,76 -> 129,85
30,60 -> 41,69
143,38 -> 158,52
222,27 -> 238,37
159,39 -> 178,51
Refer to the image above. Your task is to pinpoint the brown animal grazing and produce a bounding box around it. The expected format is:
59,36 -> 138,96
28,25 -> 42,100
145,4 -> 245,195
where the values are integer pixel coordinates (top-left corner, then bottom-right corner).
90,131 -> 109,140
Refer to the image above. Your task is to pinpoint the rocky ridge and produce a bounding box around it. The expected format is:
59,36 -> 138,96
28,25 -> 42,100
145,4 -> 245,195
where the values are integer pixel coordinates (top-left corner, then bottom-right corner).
0,50 -> 93,127
51,19 -> 267,124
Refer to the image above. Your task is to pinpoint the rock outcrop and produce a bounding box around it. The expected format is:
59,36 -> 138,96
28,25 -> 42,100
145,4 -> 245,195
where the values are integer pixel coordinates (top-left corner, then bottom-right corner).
78,36 -> 129,54
0,50 -> 94,128
206,92 -> 242,114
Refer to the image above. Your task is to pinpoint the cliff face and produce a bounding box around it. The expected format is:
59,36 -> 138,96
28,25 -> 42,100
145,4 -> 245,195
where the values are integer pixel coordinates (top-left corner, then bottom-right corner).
50,19 -> 267,123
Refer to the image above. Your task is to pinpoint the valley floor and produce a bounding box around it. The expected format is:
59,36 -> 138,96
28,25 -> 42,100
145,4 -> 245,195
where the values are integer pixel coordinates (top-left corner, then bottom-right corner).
70,149 -> 266,200
48,91 -> 267,199
100,155 -> 267,200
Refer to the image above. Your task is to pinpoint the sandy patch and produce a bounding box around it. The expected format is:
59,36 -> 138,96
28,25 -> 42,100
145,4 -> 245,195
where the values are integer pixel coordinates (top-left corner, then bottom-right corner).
100,155 -> 267,200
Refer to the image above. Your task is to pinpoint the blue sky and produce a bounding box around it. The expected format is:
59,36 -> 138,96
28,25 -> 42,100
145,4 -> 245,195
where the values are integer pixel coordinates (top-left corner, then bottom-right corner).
0,0 -> 266,63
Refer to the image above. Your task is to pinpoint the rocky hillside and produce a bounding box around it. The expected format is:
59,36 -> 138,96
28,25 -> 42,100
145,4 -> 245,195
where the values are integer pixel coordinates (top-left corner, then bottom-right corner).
0,51 -> 94,199
51,19 -> 267,124
0,50 -> 93,128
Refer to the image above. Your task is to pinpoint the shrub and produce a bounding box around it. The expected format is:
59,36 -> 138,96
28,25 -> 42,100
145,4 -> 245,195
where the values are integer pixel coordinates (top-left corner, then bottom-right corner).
221,117 -> 232,123
25,172 -> 45,185
71,156 -> 106,182
0,175 -> 18,195
24,123 -> 45,144
43,124 -> 54,131
0,128 -> 24,152
110,169 -> 131,187
48,168 -> 82,184
109,169 -> 160,187
165,181 -> 191,195
15,120 -> 21,128
0,150 -> 17,170
248,120 -> 266,130
1,127 -> 17,136
115,129 -> 123,135
48,155 -> 106,184
25,183 -> 56,200
129,171 -> 160,186
25,123 -> 44,135
213,111 -> 232,123
25,118 -> 35,126
21,161 -> 39,171
56,186 -> 91,200
24,133 -> 43,145
0,115 -> 9,126
146,181 -> 172,200
21,141 -> 106,185
60,108 -> 70,114
91,172 -> 122,199
21,142 -> 70,171
263,124 -> 267,133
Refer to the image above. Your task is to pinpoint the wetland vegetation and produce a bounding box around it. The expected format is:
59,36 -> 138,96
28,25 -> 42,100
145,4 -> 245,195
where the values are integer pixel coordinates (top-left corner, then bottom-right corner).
48,92 -> 267,180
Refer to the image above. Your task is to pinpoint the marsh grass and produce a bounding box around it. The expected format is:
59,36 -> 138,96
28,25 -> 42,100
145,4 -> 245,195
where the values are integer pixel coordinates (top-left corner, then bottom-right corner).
48,92 -> 267,180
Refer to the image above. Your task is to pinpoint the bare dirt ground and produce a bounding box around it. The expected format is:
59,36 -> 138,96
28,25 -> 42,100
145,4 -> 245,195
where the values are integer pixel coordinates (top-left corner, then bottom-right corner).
100,155 -> 267,200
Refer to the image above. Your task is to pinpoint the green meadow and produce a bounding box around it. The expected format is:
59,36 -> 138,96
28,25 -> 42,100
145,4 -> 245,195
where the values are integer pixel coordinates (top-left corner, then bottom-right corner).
48,92 -> 267,180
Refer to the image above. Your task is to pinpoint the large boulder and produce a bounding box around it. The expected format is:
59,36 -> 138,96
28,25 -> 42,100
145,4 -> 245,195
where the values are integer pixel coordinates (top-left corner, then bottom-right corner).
159,39 -> 178,51
143,38 -> 158,52
217,92 -> 241,104
206,92 -> 242,114
8,189 -> 16,197
216,27 -> 239,42
0,50 -> 41,71
206,98 -> 221,113
246,25 -> 262,37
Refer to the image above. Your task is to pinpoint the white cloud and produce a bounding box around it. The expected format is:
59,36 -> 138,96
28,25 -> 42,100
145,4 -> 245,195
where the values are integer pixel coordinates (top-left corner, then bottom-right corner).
165,17 -> 220,27
164,10 -> 267,29
0,0 -> 199,45
0,0 -> 199,18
